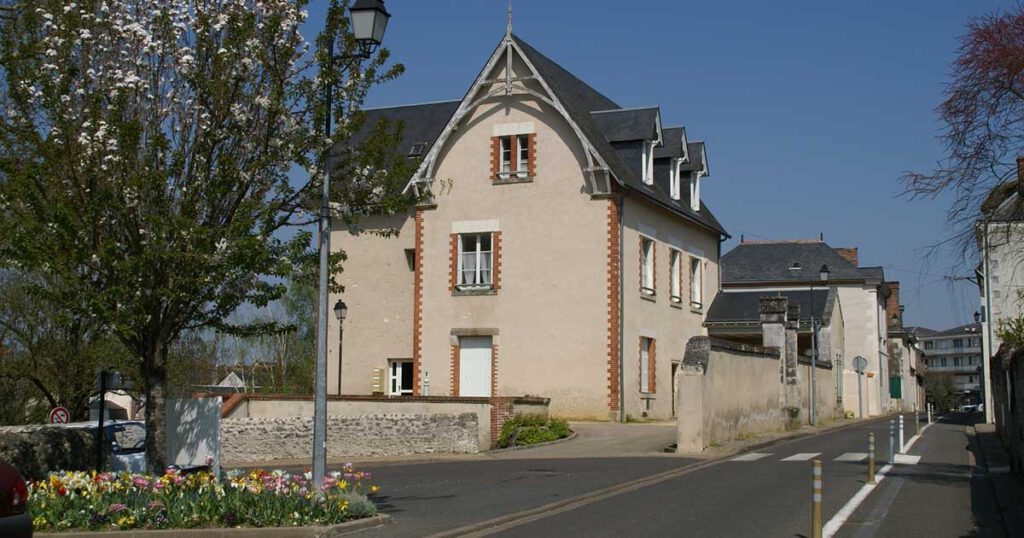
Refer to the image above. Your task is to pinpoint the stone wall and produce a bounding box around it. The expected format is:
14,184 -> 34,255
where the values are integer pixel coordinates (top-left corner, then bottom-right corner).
0,426 -> 96,480
991,343 -> 1023,474
221,413 -> 480,463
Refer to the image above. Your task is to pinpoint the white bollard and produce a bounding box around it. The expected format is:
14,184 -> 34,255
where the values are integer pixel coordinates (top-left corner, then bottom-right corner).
898,415 -> 905,454
927,403 -> 933,424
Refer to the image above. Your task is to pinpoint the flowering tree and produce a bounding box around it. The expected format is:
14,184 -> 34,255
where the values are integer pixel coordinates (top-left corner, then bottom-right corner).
0,0 -> 409,468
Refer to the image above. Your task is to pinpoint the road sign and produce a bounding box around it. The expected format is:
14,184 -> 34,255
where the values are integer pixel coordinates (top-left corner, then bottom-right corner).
852,356 -> 868,373
49,406 -> 70,424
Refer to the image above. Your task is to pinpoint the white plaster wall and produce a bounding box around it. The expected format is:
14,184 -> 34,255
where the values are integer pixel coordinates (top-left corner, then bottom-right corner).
836,285 -> 885,416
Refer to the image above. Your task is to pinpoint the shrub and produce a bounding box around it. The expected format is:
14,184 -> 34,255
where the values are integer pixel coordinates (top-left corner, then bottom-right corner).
497,414 -> 571,448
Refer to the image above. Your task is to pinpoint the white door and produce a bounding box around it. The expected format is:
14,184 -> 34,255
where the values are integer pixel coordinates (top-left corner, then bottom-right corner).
459,336 -> 492,397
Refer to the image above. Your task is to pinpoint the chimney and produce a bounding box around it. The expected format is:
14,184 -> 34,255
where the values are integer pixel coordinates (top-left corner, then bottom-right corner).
834,247 -> 858,267
1017,156 -> 1024,197
885,282 -> 901,328
759,296 -> 788,351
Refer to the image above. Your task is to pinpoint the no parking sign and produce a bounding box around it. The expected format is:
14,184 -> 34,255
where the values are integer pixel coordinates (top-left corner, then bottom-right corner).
49,406 -> 70,424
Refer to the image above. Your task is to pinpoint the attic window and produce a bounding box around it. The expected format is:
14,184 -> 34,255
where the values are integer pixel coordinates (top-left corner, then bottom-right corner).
670,160 -> 682,201
641,141 -> 655,185
408,143 -> 426,157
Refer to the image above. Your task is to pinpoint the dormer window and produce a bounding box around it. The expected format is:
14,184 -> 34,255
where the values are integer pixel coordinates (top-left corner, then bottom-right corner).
641,141 -> 655,185
690,171 -> 703,212
669,159 -> 682,201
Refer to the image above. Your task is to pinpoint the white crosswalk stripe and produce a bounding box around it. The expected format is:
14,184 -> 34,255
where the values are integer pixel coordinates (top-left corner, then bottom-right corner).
780,452 -> 822,461
834,452 -> 868,462
730,453 -> 772,462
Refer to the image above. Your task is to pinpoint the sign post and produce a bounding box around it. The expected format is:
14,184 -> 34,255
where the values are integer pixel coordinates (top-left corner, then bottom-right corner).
853,356 -> 868,418
48,406 -> 70,424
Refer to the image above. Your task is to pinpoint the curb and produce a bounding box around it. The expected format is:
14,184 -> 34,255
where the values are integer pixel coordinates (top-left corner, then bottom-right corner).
36,514 -> 391,538
486,431 -> 578,455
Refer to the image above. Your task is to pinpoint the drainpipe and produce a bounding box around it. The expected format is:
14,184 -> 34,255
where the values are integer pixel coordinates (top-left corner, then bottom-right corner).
982,218 -> 995,423
618,191 -> 627,422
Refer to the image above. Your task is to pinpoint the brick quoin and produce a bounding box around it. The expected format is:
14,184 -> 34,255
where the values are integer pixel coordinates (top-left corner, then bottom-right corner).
606,200 -> 620,412
412,209 -> 425,396
490,136 -> 500,179
493,231 -> 502,291
488,344 -> 511,447
527,133 -> 537,177
449,344 -> 460,396
448,233 -> 458,291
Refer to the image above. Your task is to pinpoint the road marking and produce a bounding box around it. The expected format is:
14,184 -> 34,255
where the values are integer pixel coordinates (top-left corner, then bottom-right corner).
823,464 -> 892,537
893,454 -> 920,465
834,452 -> 867,462
825,419 -> 934,537
730,453 -> 772,462
781,452 -> 821,461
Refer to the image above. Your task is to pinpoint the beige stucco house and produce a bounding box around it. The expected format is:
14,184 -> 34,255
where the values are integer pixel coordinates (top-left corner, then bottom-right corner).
325,30 -> 728,420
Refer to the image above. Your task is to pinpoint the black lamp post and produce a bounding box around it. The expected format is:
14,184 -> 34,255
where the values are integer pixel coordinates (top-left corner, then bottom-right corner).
313,0 -> 390,495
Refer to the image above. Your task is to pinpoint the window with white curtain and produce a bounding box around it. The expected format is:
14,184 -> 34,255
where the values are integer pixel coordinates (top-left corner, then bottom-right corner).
458,233 -> 493,288
640,337 -> 652,393
670,249 -> 682,303
641,237 -> 655,295
517,134 -> 530,173
499,137 -> 512,174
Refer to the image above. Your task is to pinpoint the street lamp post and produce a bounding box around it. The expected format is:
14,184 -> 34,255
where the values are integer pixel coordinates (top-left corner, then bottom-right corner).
313,0 -> 390,494
810,265 -> 830,426
333,299 -> 348,396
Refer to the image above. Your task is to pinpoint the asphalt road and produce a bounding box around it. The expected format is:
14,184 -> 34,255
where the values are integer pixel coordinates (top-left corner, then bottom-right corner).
835,413 -> 1004,538
353,457 -> 693,537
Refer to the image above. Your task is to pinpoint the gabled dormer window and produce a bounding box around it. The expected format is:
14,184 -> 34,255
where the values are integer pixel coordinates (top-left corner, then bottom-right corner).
690,171 -> 703,212
641,141 -> 655,185
669,159 -> 682,201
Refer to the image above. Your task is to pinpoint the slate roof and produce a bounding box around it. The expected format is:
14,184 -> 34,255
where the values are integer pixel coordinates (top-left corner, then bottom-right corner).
705,289 -> 832,325
654,127 -> 687,160
590,107 -> 661,142
722,241 -> 878,284
349,100 -> 460,157
905,326 -> 938,337
925,323 -> 984,338
345,34 -> 729,238
982,183 -> 1024,220
679,142 -> 708,173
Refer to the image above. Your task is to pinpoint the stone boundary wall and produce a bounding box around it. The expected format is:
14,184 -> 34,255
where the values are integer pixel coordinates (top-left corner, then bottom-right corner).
211,394 -> 550,462
991,343 -> 1023,474
221,413 -> 480,463
0,426 -> 96,480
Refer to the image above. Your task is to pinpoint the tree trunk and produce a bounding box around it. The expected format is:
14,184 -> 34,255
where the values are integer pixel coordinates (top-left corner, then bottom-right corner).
143,343 -> 168,472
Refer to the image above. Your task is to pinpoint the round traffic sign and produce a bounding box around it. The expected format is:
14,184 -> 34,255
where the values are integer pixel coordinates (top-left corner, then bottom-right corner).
852,356 -> 868,373
49,406 -> 70,424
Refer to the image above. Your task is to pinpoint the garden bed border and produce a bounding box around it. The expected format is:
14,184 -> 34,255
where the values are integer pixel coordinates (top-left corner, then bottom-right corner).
35,514 -> 391,538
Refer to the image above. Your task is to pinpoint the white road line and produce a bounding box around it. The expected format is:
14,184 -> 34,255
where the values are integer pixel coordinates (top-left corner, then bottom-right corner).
893,454 -> 920,465
730,453 -> 772,462
823,463 -> 893,538
834,452 -> 868,462
780,453 -> 821,461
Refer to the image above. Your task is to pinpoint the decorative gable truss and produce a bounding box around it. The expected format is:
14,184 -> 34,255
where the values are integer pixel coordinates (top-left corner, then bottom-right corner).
402,33 -> 616,201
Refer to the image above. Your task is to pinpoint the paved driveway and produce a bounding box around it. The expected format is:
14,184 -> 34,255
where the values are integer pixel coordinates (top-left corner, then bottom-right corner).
491,421 -> 677,459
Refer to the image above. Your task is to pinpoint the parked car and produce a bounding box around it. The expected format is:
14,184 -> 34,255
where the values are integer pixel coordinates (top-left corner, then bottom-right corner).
0,463 -> 31,538
55,420 -> 147,473
958,404 -> 978,413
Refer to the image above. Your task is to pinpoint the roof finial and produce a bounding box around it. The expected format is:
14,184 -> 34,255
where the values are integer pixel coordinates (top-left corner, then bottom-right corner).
506,0 -> 513,37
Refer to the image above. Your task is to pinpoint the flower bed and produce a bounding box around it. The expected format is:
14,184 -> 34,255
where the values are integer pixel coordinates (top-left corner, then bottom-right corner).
29,464 -> 379,532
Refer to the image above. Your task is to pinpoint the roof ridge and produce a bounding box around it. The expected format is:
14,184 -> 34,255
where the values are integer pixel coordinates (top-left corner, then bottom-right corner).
510,33 -> 621,111
591,105 -> 661,114
741,239 -> 824,245
362,99 -> 461,112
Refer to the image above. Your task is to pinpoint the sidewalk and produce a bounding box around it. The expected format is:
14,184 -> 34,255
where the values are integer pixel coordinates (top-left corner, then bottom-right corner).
972,422 -> 1024,536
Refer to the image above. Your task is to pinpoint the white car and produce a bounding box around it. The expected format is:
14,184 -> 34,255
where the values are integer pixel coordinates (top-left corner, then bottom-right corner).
55,420 -> 147,473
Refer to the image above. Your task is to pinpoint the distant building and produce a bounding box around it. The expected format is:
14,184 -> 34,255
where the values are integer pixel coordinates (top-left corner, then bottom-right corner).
977,160 -> 1024,422
713,240 -> 891,417
883,282 -> 924,412
912,324 -> 985,405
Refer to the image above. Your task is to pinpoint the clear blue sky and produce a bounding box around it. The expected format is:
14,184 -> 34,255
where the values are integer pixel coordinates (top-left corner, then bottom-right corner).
304,0 -> 1015,331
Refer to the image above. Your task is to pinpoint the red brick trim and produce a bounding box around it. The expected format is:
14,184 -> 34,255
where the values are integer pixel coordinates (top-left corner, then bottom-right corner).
493,231 -> 502,291
412,209 -> 424,396
606,200 -> 621,412
448,233 -> 458,291
450,344 -> 460,396
510,135 -> 518,175
488,344 -> 509,445
490,344 -> 499,398
650,338 -> 657,394
527,133 -> 537,177
490,137 -> 500,179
